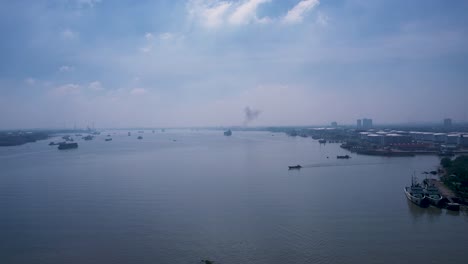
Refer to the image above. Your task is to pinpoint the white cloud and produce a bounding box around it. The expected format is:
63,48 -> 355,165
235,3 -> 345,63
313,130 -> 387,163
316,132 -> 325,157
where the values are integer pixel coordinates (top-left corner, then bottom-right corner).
88,81 -> 104,91
159,32 -> 174,40
76,0 -> 102,8
187,0 -> 271,29
25,78 -> 36,85
59,65 -> 74,72
130,88 -> 147,95
316,12 -> 329,26
283,0 -> 320,24
228,0 -> 271,25
61,29 -> 78,40
199,1 -> 232,29
54,83 -> 81,95
145,32 -> 154,40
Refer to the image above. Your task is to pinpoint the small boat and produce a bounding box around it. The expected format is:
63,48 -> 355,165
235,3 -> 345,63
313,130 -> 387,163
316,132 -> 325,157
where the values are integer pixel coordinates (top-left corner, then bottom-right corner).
404,176 -> 430,208
82,135 -> 93,140
49,141 -> 56,146
318,139 -> 326,144
288,165 -> 302,170
58,142 -> 78,150
446,202 -> 460,211
337,155 -> 350,159
423,180 -> 443,207
224,129 -> 232,136
105,138 -> 112,141
137,136 -> 143,140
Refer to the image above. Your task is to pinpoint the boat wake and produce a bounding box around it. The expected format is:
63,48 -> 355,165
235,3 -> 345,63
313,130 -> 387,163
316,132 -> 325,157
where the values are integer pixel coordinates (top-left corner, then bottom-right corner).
302,162 -> 387,168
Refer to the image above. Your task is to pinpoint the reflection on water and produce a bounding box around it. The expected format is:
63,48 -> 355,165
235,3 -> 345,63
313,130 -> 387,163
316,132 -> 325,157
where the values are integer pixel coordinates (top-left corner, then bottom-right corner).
406,199 -> 443,221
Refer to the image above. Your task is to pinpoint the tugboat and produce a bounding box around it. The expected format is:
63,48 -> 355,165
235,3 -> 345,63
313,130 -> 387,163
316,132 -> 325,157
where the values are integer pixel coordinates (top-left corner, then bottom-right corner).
288,165 -> 302,170
423,179 -> 443,207
58,142 -> 78,150
404,176 -> 430,208
337,155 -> 351,159
224,129 -> 232,136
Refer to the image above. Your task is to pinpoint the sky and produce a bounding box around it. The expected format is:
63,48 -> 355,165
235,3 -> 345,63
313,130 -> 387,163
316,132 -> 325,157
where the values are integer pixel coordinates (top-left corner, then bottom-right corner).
0,0 -> 467,129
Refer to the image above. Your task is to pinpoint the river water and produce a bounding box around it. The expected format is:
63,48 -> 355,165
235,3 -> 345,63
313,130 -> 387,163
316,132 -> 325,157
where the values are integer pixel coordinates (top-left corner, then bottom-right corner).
1,130 -> 467,264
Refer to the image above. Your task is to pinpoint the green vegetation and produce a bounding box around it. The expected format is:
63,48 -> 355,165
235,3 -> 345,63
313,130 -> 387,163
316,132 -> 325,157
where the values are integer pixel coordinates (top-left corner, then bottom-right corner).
0,131 -> 48,146
441,155 -> 468,198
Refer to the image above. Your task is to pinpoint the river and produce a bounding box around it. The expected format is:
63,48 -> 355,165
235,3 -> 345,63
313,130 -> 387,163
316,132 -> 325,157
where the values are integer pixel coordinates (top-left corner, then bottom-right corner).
1,130 -> 466,263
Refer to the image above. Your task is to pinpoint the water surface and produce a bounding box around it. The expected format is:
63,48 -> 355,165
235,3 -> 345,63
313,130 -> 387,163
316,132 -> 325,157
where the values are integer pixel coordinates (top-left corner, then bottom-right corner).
1,130 -> 466,264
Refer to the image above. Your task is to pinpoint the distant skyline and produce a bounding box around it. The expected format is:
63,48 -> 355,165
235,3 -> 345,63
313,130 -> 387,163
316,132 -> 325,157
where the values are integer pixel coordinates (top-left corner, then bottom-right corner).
1,0 -> 468,129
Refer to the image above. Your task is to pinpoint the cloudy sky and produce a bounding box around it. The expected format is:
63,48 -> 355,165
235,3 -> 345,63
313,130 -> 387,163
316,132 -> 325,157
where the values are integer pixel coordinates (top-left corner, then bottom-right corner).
1,0 -> 467,129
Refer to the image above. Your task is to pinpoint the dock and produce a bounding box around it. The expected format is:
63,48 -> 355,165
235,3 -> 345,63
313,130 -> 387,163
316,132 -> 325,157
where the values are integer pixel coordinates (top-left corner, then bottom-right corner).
430,179 -> 464,211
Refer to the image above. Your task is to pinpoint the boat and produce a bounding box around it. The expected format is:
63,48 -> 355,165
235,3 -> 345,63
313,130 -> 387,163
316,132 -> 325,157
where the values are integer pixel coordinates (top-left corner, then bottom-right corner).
404,176 -> 430,208
423,180 -> 443,207
288,165 -> 302,170
137,136 -> 143,140
82,135 -> 93,140
337,155 -> 350,159
446,202 -> 460,211
318,139 -> 326,144
105,138 -> 112,141
57,142 -> 78,150
128,132 -> 131,136
224,129 -> 232,136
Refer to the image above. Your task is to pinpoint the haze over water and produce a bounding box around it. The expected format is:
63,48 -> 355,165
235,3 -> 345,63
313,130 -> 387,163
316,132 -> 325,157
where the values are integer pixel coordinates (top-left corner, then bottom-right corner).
1,130 -> 466,264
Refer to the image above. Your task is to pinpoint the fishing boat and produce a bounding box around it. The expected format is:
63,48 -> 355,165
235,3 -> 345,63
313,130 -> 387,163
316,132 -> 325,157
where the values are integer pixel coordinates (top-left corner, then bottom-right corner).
288,165 -> 302,170
404,176 -> 430,208
337,155 -> 350,159
58,142 -> 78,150
423,180 -> 443,207
224,129 -> 232,136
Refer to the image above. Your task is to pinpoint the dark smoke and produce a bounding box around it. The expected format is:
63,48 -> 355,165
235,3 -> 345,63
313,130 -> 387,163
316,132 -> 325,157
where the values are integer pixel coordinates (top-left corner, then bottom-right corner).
244,106 -> 261,126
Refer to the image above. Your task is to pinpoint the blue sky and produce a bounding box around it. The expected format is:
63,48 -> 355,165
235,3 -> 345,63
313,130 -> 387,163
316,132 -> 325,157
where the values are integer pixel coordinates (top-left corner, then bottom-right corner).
1,0 -> 467,129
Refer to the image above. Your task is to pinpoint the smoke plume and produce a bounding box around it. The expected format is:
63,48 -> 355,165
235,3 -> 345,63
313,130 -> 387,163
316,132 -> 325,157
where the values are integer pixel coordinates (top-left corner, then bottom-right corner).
244,106 -> 261,126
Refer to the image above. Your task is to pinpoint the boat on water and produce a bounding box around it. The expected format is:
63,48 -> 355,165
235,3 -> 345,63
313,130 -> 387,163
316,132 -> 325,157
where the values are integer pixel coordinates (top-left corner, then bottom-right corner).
404,176 -> 430,208
337,155 -> 350,159
423,179 -> 443,207
446,202 -> 461,211
288,165 -> 302,170
58,142 -> 78,150
105,138 -> 112,141
224,129 -> 232,136
128,132 -> 131,136
318,139 -> 326,144
82,135 -> 93,140
137,136 -> 143,140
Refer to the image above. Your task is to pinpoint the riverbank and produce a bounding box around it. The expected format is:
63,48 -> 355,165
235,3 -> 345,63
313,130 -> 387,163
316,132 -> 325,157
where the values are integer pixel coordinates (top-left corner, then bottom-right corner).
0,131 -> 49,146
